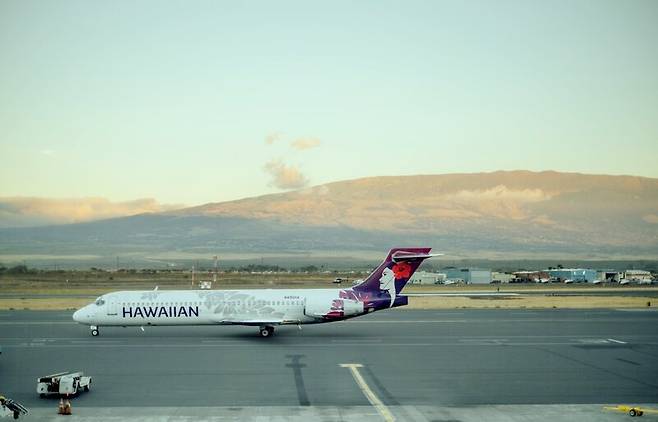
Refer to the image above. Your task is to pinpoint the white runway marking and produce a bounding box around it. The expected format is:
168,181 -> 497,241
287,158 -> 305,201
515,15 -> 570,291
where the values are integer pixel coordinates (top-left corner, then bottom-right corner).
0,321 -> 74,325
577,339 -> 610,344
344,320 -> 469,323
607,338 -> 627,344
340,363 -> 395,422
615,308 -> 658,312
459,338 -> 508,345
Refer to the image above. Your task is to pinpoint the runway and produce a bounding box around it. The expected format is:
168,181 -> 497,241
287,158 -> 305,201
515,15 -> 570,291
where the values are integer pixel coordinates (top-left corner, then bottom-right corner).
1,309 -> 657,420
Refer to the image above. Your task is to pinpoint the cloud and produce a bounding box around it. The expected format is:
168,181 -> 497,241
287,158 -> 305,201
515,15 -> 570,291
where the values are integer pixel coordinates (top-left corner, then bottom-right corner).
263,159 -> 309,190
290,137 -> 321,151
0,197 -> 184,228
448,185 -> 554,203
264,132 -> 282,145
39,149 -> 55,156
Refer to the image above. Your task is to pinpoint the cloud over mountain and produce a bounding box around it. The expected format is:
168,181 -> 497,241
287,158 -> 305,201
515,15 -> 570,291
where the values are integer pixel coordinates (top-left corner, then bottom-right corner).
0,197 -> 183,228
263,159 -> 309,190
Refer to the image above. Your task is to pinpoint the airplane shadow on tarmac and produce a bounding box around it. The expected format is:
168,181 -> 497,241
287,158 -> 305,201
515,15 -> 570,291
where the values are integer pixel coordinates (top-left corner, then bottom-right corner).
80,324 -> 375,341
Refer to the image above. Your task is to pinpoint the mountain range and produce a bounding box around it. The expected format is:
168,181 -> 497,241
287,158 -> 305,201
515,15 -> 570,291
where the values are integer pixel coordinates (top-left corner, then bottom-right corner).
1,171 -> 657,263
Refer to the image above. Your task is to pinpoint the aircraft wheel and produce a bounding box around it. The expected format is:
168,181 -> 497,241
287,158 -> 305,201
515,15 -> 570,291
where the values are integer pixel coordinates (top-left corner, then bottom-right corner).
259,326 -> 274,337
91,326 -> 99,337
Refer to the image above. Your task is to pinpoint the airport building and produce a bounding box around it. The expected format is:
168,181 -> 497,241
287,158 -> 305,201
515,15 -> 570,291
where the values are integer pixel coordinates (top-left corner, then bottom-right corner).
546,269 -> 597,283
623,270 -> 653,283
492,272 -> 514,283
409,271 -> 446,285
512,271 -> 550,283
443,268 -> 492,284
596,270 -> 622,282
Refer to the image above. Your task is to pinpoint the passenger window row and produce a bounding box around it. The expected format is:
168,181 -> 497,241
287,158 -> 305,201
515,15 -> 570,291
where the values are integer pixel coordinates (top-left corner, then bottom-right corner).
119,300 -> 304,307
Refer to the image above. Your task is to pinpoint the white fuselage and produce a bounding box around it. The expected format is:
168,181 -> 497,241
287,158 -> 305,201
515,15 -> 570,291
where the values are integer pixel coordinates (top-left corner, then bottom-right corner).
73,288 -> 366,327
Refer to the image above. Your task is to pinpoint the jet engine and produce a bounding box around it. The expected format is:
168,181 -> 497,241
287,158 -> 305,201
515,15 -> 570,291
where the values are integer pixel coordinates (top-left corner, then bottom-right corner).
305,295 -> 364,319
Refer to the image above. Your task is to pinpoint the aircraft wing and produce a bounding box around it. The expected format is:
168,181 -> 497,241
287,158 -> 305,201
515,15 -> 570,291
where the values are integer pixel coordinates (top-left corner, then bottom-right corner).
213,318 -> 285,326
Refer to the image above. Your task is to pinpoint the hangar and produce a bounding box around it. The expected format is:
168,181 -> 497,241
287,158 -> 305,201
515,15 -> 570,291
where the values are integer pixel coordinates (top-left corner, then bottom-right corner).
443,268 -> 492,284
546,268 -> 597,282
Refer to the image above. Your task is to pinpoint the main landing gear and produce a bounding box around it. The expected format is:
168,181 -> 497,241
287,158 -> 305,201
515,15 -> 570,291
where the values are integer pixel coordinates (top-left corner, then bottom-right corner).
90,325 -> 99,337
259,325 -> 274,338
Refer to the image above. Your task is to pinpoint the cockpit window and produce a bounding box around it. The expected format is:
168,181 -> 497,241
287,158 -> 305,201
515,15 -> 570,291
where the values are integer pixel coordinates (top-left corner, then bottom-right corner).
95,297 -> 105,306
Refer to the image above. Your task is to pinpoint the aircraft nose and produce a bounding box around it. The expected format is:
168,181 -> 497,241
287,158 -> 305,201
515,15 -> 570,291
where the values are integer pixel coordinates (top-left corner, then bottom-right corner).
73,308 -> 89,324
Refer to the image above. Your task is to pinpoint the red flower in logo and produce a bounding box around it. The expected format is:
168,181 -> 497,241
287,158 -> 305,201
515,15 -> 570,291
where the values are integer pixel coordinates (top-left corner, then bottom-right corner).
392,262 -> 412,279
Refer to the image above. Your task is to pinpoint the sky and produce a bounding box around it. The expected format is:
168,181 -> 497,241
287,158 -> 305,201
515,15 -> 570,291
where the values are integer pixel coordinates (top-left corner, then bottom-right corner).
1,0 -> 657,215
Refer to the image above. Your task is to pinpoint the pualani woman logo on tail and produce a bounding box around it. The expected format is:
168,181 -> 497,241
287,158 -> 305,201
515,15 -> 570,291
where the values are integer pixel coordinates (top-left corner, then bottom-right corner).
379,261 -> 413,307
379,267 -> 396,307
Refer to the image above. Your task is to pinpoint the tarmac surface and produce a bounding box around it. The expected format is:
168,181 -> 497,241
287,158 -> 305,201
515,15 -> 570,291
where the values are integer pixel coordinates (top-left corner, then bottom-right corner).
1,308 -> 658,421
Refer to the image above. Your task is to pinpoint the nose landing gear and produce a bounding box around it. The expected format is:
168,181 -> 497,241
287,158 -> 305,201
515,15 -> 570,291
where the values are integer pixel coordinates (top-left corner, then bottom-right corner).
259,326 -> 274,337
90,326 -> 99,337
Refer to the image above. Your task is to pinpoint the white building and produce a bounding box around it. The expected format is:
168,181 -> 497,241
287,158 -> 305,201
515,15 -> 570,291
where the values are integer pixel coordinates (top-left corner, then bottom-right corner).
409,271 -> 446,285
623,270 -> 654,284
492,272 -> 514,283
443,268 -> 492,284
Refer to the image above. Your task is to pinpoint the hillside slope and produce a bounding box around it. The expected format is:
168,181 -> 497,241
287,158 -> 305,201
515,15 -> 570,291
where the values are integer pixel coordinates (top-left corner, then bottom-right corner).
2,171 -> 657,259
177,171 -> 658,250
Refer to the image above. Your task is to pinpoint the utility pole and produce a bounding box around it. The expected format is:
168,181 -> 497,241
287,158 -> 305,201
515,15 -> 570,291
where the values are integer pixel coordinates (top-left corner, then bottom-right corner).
213,255 -> 219,285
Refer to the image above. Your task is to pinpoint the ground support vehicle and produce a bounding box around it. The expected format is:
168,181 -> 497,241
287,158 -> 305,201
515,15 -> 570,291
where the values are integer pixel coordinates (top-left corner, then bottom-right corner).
604,405 -> 658,417
36,372 -> 92,397
0,396 -> 28,419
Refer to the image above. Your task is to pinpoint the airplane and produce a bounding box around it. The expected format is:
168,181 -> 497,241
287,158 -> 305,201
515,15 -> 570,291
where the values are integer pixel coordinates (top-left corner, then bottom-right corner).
443,279 -> 461,285
73,248 -> 441,338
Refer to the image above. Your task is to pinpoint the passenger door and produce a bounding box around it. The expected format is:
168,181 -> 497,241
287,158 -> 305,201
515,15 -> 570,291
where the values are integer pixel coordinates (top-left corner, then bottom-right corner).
106,301 -> 117,316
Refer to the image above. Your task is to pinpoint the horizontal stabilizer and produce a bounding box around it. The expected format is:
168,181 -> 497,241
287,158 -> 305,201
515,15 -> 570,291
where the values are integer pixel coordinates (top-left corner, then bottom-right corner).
391,252 -> 443,262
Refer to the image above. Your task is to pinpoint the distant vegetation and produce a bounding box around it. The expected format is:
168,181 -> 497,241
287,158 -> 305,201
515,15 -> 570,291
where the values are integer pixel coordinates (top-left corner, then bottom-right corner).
0,264 -> 36,274
2,259 -> 657,276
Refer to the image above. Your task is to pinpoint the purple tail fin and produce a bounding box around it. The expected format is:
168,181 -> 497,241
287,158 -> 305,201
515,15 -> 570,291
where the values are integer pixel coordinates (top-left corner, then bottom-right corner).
353,248 -> 433,296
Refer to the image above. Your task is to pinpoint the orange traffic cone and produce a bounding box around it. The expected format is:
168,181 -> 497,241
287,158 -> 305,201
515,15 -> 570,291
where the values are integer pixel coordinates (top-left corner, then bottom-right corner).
57,396 -> 72,415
